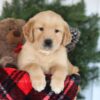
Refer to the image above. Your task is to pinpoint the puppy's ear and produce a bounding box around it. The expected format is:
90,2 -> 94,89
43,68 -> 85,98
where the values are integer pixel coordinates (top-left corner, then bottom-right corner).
23,19 -> 34,42
62,22 -> 72,46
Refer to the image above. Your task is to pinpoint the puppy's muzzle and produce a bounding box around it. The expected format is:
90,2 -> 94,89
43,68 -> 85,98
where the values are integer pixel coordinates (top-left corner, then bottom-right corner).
44,38 -> 52,48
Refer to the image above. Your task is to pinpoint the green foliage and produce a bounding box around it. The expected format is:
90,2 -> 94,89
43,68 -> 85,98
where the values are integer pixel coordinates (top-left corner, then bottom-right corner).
1,0 -> 47,20
1,0 -> 100,98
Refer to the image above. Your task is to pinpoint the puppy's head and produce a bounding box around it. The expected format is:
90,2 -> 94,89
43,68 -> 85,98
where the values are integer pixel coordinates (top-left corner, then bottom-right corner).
23,11 -> 72,54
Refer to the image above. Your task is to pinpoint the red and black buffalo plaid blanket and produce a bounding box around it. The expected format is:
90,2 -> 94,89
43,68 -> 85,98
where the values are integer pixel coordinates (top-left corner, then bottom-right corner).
0,67 -> 80,100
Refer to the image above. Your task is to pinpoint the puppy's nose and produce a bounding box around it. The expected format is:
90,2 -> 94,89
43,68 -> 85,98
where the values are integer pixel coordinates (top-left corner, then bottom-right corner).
44,39 -> 52,47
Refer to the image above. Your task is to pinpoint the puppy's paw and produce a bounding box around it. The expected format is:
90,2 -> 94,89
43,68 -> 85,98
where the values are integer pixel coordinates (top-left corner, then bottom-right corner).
50,79 -> 64,94
31,75 -> 46,92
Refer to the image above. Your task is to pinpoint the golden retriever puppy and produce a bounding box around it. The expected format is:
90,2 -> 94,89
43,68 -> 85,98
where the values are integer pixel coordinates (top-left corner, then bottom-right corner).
17,10 -> 72,94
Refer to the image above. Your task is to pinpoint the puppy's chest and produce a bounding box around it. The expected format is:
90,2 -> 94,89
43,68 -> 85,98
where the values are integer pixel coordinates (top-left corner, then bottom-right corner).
35,53 -> 54,72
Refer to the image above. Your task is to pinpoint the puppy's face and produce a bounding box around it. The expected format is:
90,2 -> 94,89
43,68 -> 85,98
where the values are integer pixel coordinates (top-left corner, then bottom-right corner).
23,11 -> 71,54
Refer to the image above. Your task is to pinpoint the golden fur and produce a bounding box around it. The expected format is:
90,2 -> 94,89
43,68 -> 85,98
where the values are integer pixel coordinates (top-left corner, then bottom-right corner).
17,11 -> 73,94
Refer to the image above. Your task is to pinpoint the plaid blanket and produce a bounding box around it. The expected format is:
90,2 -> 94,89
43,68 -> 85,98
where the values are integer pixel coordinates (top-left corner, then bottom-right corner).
0,67 -> 80,100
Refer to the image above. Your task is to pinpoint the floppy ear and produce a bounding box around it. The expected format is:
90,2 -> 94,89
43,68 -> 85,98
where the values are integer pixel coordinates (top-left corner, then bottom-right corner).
23,19 -> 34,42
62,22 -> 72,46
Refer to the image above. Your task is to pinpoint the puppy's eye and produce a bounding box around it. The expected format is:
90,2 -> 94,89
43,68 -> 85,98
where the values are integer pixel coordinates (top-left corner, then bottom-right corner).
39,27 -> 44,31
55,29 -> 60,33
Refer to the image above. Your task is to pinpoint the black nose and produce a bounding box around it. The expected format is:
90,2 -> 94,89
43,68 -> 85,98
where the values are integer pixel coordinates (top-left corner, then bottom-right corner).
44,39 -> 52,47
13,30 -> 21,37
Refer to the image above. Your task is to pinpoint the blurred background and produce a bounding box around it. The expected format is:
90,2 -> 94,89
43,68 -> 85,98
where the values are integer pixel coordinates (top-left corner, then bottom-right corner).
0,0 -> 100,99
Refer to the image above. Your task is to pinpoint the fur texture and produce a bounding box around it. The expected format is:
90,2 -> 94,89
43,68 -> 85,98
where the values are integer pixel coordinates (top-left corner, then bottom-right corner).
18,11 -> 75,94
0,18 -> 25,67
